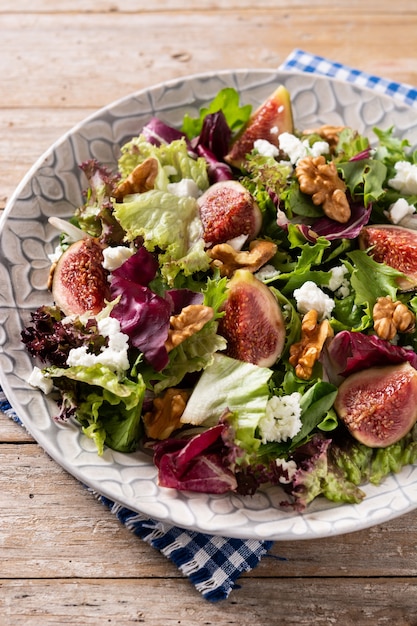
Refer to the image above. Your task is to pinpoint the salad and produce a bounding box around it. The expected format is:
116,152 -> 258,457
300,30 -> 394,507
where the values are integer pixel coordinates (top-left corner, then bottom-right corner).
21,85 -> 417,512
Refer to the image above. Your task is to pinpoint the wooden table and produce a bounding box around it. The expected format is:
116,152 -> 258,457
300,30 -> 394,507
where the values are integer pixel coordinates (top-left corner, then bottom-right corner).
1,1 -> 416,623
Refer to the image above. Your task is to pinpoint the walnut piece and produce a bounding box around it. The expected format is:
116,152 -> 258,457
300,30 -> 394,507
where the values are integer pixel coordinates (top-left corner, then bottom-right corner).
165,304 -> 214,352
373,296 -> 416,340
289,309 -> 334,380
113,157 -> 158,199
208,239 -> 277,277
143,388 -> 189,440
302,124 -> 346,149
295,155 -> 351,224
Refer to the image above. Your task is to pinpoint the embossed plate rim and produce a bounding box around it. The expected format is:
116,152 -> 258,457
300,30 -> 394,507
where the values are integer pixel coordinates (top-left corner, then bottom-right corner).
1,68 -> 417,540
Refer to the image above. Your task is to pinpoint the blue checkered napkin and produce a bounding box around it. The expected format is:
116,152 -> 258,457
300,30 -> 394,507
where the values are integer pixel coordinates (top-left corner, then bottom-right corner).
97,496 -> 273,601
280,48 -> 417,108
0,388 -> 272,602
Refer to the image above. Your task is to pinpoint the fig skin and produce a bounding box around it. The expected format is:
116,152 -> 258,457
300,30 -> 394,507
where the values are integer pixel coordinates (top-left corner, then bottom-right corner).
51,237 -> 111,316
334,361 -> 417,448
225,85 -> 294,168
359,224 -> 417,291
197,180 -> 262,247
218,269 -> 285,367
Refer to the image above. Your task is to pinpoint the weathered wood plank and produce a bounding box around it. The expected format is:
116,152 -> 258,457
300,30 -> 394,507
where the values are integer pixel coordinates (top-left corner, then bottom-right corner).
0,11 -> 415,112
0,578 -> 416,626
1,0 -> 416,12
0,442 -> 416,579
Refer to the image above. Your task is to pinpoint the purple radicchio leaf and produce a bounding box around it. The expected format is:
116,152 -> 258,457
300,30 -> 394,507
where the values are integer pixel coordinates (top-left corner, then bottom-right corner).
194,110 -> 232,160
310,203 -> 372,241
110,247 -> 171,371
195,144 -> 234,183
152,423 -> 238,494
165,288 -> 204,315
322,329 -> 417,385
141,117 -> 188,146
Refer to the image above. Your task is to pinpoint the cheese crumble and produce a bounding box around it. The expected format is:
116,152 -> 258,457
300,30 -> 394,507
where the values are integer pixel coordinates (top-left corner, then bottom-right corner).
293,281 -> 335,319
258,392 -> 302,444
67,317 -> 130,372
385,197 -> 416,224
388,161 -> 417,195
278,132 -> 330,165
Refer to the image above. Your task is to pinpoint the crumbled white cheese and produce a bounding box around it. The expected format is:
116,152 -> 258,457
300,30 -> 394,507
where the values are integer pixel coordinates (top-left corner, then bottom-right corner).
385,197 -> 416,224
254,264 -> 281,281
253,138 -> 279,158
293,281 -> 335,319
102,245 -> 134,271
270,125 -> 279,135
388,161 -> 417,195
278,132 -> 307,164
167,178 -> 202,198
278,132 -> 329,164
275,458 -> 298,484
328,265 -> 350,298
309,140 -> 330,158
258,392 -> 302,444
48,244 -> 64,264
28,366 -> 54,394
226,234 -> 248,251
67,317 -> 129,372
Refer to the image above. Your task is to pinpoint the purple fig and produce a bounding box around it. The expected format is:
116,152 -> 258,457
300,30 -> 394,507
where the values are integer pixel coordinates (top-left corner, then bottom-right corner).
52,238 -> 111,316
197,180 -> 262,247
224,85 -> 294,168
334,361 -> 417,448
218,269 -> 285,367
359,224 -> 417,291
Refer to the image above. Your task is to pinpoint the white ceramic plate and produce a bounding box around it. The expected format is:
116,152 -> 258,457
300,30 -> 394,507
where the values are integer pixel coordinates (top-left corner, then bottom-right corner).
1,69 -> 417,541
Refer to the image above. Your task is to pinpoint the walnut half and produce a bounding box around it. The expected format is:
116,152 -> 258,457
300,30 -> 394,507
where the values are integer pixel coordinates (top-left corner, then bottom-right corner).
289,309 -> 334,380
373,296 -> 416,340
208,239 -> 277,277
165,304 -> 214,352
295,155 -> 351,224
302,124 -> 346,149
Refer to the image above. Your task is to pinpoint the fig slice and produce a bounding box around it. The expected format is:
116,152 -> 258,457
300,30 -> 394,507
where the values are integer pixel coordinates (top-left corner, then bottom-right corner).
359,224 -> 417,291
334,361 -> 417,448
224,85 -> 294,168
217,268 -> 285,367
51,237 -> 111,316
197,180 -> 262,247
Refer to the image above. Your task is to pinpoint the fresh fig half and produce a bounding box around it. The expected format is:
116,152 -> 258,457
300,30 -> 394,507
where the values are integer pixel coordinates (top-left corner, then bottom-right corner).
197,180 -> 262,247
51,237 -> 111,316
359,224 -> 417,291
334,361 -> 417,448
218,269 -> 285,367
224,85 -> 294,168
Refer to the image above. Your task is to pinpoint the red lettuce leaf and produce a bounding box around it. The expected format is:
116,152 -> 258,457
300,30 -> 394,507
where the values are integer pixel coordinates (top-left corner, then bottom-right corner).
141,117 -> 188,146
310,203 -> 372,241
110,248 -> 171,371
153,423 -> 238,493
323,330 -> 417,383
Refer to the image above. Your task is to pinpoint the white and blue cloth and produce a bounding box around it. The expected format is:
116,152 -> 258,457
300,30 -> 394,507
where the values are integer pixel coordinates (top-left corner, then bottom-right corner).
2,50 -> 416,602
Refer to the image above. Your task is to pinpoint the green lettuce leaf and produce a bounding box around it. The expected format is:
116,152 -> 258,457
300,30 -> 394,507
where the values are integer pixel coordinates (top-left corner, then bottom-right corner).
118,136 -> 209,192
330,426 -> 417,487
181,87 -> 252,139
46,363 -> 146,455
347,249 -> 404,310
113,189 -> 210,284
179,353 -> 273,453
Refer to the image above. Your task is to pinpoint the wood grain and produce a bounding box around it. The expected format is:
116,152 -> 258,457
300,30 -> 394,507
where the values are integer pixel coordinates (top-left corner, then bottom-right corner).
0,578 -> 416,625
1,1 -> 417,623
1,11 -> 416,112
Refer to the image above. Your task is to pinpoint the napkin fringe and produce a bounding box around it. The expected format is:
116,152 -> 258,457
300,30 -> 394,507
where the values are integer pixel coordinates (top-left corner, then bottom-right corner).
95,493 -> 273,601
